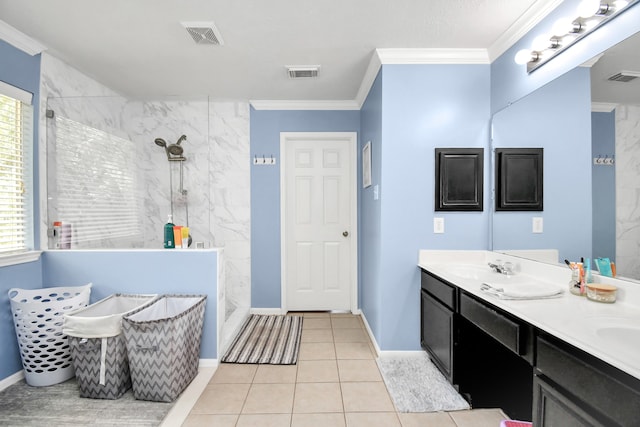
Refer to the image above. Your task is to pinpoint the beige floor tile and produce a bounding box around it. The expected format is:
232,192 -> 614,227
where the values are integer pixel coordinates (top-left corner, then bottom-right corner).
291,412 -> 346,427
236,413 -> 292,427
332,328 -> 369,343
242,383 -> 296,414
331,317 -> 363,329
302,328 -> 334,343
330,312 -> 357,318
398,412 -> 457,427
209,363 -> 257,383
448,409 -> 509,427
337,359 -> 382,382
345,412 -> 401,427
293,382 -> 344,413
341,382 -> 395,412
297,360 -> 339,382
253,364 -> 298,383
190,383 -> 250,414
298,342 -> 336,360
303,318 -> 332,329
181,414 -> 238,427
335,342 -> 374,359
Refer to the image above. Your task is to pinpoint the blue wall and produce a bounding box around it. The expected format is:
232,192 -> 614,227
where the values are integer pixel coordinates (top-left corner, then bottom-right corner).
249,109 -> 361,308
591,111 -> 616,260
0,39 -> 43,381
359,72 -> 383,346
374,64 -> 491,350
41,250 -> 218,359
491,67 -> 592,262
0,259 -> 43,380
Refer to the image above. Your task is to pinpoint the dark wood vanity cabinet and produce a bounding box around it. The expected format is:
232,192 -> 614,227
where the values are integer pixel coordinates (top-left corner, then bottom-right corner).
420,270 -> 457,382
534,335 -> 640,427
420,267 -> 640,426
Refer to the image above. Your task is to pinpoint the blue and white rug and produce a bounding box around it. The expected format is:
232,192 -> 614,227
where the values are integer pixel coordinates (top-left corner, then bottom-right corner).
377,352 -> 470,412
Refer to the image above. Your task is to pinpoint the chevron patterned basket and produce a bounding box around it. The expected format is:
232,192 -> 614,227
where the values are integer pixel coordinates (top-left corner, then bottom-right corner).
122,295 -> 207,402
63,294 -> 157,399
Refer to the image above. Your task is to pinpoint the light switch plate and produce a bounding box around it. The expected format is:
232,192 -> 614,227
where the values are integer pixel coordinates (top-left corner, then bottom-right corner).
373,184 -> 379,200
434,217 -> 445,234
533,217 -> 543,233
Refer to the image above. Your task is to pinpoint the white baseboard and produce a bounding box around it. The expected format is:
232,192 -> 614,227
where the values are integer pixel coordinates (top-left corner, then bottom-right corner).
198,358 -> 218,368
160,366 -> 216,427
359,311 -> 381,358
250,308 -> 286,315
377,350 -> 425,358
0,370 -> 24,392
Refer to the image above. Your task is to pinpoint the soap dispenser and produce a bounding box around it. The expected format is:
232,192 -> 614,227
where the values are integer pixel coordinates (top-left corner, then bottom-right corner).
164,215 -> 175,248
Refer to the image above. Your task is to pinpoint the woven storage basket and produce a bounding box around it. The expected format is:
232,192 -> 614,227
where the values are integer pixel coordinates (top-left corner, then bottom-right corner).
122,294 -> 207,402
8,284 -> 92,387
63,294 -> 157,399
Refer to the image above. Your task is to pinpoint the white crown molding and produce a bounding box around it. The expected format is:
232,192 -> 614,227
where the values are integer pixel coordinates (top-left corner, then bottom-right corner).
376,48 -> 490,65
249,99 -> 360,110
0,19 -> 46,56
354,50 -> 383,108
592,102 -> 618,112
487,0 -> 563,62
580,53 -> 604,68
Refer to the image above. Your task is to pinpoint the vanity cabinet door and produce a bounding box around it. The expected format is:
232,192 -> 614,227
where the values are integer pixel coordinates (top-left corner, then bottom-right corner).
533,376 -> 604,427
421,289 -> 455,382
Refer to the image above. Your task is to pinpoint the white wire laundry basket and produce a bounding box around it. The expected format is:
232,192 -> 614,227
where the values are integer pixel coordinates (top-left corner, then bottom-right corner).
8,284 -> 92,386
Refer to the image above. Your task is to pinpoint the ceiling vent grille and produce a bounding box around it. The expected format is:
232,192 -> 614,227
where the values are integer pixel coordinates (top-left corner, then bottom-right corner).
181,21 -> 224,45
286,66 -> 320,79
607,71 -> 640,82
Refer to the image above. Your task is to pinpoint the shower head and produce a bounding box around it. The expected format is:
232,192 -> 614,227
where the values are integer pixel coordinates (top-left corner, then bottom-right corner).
168,144 -> 184,156
154,138 -> 167,148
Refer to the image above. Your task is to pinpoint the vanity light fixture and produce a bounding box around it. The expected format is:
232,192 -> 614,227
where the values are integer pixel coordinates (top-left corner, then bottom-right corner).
515,0 -> 639,72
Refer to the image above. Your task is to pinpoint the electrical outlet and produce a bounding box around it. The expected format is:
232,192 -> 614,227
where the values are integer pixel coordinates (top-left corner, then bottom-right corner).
434,217 -> 445,234
533,217 -> 543,233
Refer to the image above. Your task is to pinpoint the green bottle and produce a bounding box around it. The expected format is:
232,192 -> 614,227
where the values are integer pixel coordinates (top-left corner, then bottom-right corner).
164,215 -> 175,248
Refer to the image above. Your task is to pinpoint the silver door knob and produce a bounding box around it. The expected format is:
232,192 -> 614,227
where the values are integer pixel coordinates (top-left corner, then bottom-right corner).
343,231 -> 349,237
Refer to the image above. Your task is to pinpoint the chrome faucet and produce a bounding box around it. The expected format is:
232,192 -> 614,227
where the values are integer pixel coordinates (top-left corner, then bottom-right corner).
488,261 -> 514,276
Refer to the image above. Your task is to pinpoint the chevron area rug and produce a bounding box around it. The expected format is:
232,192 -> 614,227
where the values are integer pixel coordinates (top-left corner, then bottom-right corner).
221,314 -> 303,364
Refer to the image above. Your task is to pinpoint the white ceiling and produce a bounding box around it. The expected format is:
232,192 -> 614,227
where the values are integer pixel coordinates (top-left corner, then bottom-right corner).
590,31 -> 640,105
0,0 -> 558,101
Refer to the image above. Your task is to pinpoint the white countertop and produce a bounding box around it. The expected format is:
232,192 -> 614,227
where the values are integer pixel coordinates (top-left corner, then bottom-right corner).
418,250 -> 640,381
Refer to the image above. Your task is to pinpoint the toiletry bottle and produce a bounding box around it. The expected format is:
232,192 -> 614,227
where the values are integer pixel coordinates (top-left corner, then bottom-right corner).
164,215 -> 175,248
52,221 -> 62,249
181,226 -> 190,248
569,264 -> 582,296
173,226 -> 182,249
585,258 -> 593,284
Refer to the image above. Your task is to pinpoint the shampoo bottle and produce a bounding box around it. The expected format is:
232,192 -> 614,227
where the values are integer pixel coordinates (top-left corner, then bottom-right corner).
164,215 -> 175,248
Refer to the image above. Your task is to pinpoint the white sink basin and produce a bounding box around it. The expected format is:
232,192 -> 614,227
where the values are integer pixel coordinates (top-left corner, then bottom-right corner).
444,264 -> 535,286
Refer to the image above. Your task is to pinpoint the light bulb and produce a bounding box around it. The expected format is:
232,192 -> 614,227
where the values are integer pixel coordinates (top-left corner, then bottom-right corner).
514,49 -> 533,65
613,0 -> 629,10
552,17 -> 573,36
577,0 -> 601,17
532,35 -> 551,51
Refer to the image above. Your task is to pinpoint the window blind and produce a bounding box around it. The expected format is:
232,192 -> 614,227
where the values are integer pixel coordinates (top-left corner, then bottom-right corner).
0,93 -> 31,255
52,115 -> 142,246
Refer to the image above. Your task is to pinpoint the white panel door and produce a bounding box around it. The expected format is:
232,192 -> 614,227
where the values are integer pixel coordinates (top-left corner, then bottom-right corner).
283,133 -> 355,311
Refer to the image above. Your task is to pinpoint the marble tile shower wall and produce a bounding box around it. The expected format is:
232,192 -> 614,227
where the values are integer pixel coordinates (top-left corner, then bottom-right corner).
39,53 -> 251,315
616,104 -> 640,280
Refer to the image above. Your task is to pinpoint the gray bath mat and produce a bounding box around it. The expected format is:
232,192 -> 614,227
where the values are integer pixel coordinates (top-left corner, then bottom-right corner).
221,314 -> 303,364
377,352 -> 470,412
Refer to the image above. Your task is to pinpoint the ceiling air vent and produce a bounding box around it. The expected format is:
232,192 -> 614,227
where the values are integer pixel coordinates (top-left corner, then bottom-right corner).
181,21 -> 224,45
286,66 -> 320,79
607,70 -> 640,82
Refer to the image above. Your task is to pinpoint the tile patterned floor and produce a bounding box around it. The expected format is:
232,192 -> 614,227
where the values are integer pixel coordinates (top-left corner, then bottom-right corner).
182,313 -> 509,427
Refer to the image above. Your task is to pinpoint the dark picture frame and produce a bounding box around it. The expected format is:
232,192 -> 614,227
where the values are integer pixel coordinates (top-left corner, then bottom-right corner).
495,148 -> 543,211
435,148 -> 483,211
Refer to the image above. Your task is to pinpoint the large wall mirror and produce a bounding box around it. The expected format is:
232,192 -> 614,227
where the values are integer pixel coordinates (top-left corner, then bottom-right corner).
491,30 -> 640,282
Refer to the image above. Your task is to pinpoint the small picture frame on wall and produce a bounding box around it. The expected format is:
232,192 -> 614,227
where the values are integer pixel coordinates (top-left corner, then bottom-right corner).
435,148 -> 484,211
363,141 -> 372,188
495,148 -> 543,211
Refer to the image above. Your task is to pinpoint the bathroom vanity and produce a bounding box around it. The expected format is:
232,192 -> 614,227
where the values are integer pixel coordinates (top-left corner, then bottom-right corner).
419,250 -> 640,426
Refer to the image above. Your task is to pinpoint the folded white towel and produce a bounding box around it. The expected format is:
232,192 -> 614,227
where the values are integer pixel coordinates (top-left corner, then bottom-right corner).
480,282 -> 564,300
